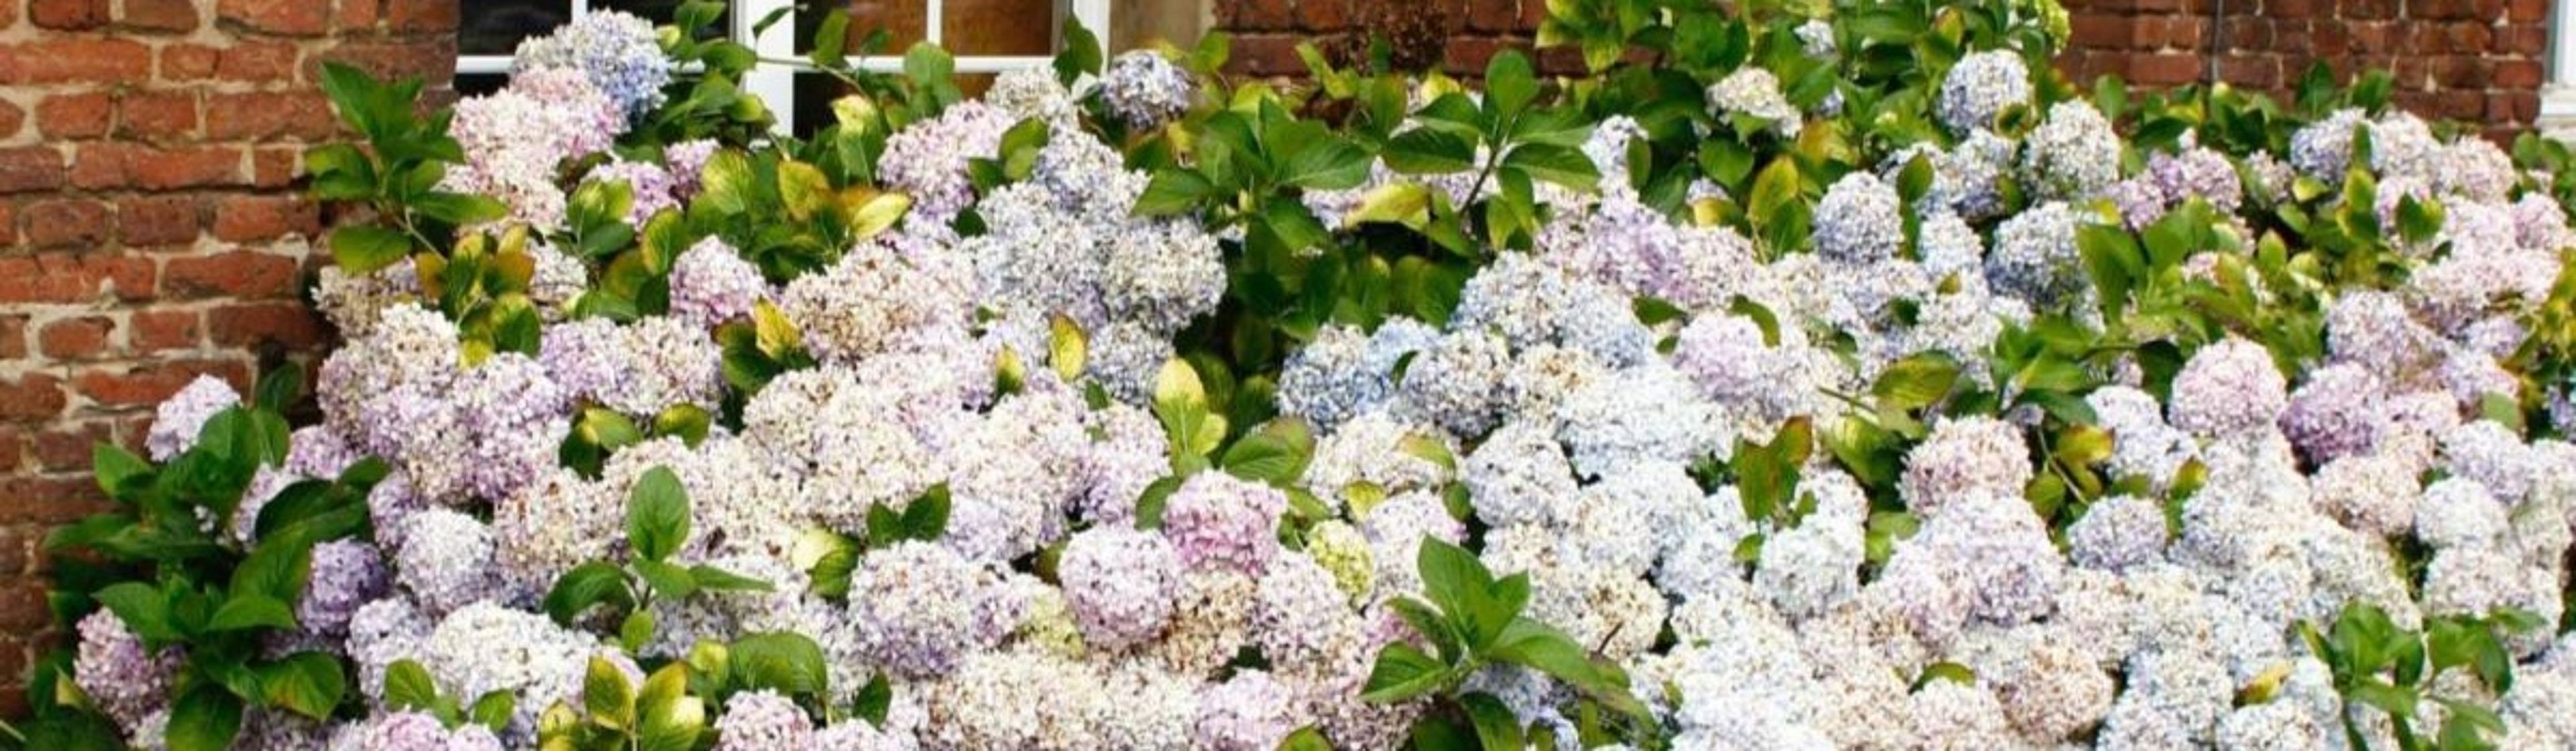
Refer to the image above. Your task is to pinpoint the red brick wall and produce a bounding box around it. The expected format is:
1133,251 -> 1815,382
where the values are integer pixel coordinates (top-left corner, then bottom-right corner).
0,0 -> 454,713
1213,0 -> 2556,140
1218,0 -> 1566,77
2061,0 -> 2553,139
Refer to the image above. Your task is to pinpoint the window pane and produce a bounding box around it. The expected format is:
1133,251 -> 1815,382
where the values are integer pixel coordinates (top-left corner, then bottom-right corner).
837,0 -> 930,55
460,0 -> 570,56
457,73 -> 511,97
941,0 -> 1057,56
792,70 -> 853,139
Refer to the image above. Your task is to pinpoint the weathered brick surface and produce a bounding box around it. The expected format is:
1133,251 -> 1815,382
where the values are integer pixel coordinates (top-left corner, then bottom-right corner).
1210,0 -> 2553,138
2058,0 -> 2551,139
0,0 -> 455,717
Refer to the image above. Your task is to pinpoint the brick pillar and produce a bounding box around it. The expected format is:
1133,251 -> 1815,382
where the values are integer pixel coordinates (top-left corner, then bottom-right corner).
0,0 -> 457,714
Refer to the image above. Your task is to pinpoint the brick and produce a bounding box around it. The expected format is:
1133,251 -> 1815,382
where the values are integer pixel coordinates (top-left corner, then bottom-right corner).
216,42 -> 299,82
0,476 -> 109,522
209,302 -> 325,349
1230,0 -> 1294,31
32,421 -> 109,471
2070,15 -> 2132,49
0,100 -> 23,140
131,310 -> 199,351
251,147 -> 301,188
0,38 -> 152,83
73,360 -> 246,408
2509,0 -> 2550,21
30,0 -> 108,30
2495,60 -> 2545,90
205,91 -> 334,141
1466,0 -> 1519,33
162,250 -> 298,298
36,316 -> 112,361
35,93 -> 111,138
0,254 -> 155,303
0,582 -> 47,630
309,41 -> 455,84
117,195 -> 201,246
2129,53 -> 2205,85
21,199 -> 109,248
331,0 -> 377,30
0,148 -> 63,193
1231,34 -> 1305,76
0,375 -> 66,422
217,0 -> 327,36
2219,56 -> 2282,90
212,195 -> 316,242
0,316 -> 23,358
384,0 -> 459,32
1297,0 -> 1350,31
117,91 -> 200,141
119,0 -> 199,31
0,428 -> 21,475
161,43 -> 217,80
74,143 -> 245,191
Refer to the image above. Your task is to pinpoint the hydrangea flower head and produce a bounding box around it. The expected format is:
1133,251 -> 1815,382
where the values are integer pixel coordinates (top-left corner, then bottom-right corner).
1104,50 -> 1196,129
146,374 -> 239,461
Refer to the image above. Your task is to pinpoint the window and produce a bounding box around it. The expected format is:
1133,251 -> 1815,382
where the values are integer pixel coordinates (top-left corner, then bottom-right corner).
2550,4 -> 2576,130
457,1 -> 1112,134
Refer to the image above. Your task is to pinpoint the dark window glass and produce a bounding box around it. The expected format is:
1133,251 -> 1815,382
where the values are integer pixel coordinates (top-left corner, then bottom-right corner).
457,72 -> 511,97
460,0 -> 570,56
792,70 -> 850,139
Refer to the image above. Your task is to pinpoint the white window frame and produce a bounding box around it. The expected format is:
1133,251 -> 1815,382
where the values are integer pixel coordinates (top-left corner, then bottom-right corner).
2546,1 -> 2576,128
459,1 -> 1112,133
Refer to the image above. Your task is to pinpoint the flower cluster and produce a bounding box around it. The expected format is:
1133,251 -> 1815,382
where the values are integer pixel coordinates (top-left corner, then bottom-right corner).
56,7 -> 2576,751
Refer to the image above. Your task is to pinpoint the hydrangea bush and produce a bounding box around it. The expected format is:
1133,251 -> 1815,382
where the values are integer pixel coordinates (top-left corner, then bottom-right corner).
17,0 -> 2576,748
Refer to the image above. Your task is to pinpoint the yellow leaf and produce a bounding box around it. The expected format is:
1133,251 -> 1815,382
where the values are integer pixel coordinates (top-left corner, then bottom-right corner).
1049,314 -> 1087,383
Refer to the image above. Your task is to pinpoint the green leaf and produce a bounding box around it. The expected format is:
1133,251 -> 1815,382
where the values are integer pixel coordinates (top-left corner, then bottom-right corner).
329,225 -> 413,276
94,583 -> 181,644
620,609 -> 655,654
1382,129 -> 1477,174
636,665 -> 706,751
258,652 -> 346,720
1359,642 -> 1450,702
627,466 -> 692,563
902,484 -> 951,541
632,559 -> 700,601
1053,15 -> 1104,86
1222,418 -> 1316,486
689,564 -> 774,593
1460,692 -> 1528,751
729,632 -> 830,697
383,659 -> 442,713
1484,50 -> 1538,117
1872,351 -> 1961,410
1133,169 -> 1215,216
543,561 -> 635,624
93,444 -> 152,499
585,655 -> 637,730
1502,144 -> 1602,190
808,9 -> 850,69
1275,123 -> 1373,191
468,691 -> 516,732
167,684 -> 244,751
1914,662 -> 1977,689
1278,726 -> 1335,751
207,594 -> 299,632
849,673 -> 894,728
